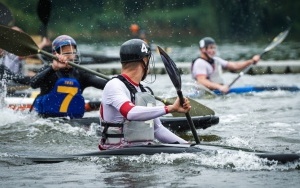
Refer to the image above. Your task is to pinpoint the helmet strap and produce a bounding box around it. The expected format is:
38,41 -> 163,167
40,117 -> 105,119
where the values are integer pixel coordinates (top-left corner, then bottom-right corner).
141,60 -> 148,81
141,55 -> 156,84
202,51 -> 214,65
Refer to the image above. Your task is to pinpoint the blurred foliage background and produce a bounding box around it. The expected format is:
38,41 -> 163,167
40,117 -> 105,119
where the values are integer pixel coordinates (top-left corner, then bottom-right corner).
1,0 -> 299,45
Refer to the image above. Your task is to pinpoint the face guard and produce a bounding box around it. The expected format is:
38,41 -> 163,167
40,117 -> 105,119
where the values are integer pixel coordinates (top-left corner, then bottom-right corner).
142,54 -> 156,84
52,35 -> 81,64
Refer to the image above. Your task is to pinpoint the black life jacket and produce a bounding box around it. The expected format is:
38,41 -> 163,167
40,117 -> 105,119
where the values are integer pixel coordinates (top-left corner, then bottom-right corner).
115,74 -> 147,103
191,57 -> 215,72
191,57 -> 216,80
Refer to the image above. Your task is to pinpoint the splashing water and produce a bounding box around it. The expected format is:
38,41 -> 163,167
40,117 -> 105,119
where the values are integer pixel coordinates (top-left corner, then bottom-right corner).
0,78 -> 7,108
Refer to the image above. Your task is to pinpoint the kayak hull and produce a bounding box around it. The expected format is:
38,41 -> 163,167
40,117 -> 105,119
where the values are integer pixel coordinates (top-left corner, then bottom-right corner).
213,85 -> 300,95
23,144 -> 300,164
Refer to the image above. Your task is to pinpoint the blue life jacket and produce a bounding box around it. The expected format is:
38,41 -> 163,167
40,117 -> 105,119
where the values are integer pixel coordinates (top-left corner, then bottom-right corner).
33,77 -> 85,118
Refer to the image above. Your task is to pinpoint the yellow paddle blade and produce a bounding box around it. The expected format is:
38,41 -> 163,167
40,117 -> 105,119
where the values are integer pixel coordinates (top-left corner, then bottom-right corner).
161,97 -> 214,117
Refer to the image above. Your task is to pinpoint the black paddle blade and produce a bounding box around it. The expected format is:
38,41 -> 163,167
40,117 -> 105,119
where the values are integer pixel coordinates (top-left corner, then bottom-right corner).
37,0 -> 52,25
0,25 -> 39,56
157,46 -> 181,91
0,2 -> 14,26
158,46 -> 201,144
37,0 -> 52,37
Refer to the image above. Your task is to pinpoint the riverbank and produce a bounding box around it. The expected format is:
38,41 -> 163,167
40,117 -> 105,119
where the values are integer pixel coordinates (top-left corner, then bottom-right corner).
24,60 -> 300,76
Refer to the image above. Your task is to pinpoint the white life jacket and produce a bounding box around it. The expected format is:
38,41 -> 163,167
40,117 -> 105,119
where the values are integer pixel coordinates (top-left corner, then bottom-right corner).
100,92 -> 155,144
209,63 -> 224,84
123,92 -> 155,142
100,74 -> 157,145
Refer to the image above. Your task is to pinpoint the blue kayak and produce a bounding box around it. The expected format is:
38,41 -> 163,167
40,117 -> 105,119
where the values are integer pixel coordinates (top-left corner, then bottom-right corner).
213,85 -> 300,95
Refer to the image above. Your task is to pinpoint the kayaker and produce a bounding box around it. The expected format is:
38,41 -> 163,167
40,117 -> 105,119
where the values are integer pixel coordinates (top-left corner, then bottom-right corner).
30,35 -> 107,118
0,49 -> 25,76
129,23 -> 149,44
98,39 -> 190,150
191,37 -> 261,93
0,26 -> 27,80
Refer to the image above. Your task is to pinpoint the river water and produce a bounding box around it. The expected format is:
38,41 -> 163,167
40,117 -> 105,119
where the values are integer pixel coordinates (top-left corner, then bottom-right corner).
1,45 -> 300,187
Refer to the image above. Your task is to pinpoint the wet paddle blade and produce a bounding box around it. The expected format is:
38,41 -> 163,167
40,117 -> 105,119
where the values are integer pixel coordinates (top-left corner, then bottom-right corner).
0,25 -> 60,63
37,0 -> 52,25
158,46 -> 202,144
157,46 -> 181,91
196,84 -> 217,98
0,25 -> 39,56
157,96 -> 215,116
228,27 -> 290,88
37,0 -> 52,37
0,2 -> 14,26
262,28 -> 290,55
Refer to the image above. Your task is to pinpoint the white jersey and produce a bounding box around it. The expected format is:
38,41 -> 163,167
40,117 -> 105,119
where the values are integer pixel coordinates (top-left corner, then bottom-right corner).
192,57 -> 228,84
99,74 -> 187,149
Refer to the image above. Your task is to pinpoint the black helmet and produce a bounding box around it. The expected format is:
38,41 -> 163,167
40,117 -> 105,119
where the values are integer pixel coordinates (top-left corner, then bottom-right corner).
199,37 -> 215,49
120,39 -> 151,63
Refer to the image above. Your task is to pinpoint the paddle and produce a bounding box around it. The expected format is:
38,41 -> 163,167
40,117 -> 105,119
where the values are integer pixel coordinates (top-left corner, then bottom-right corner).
196,83 -> 217,98
36,0 -> 120,64
228,28 -> 290,88
0,25 -> 215,117
0,2 -> 14,26
37,0 -> 52,37
7,84 -> 30,93
158,46 -> 201,144
80,52 -> 120,64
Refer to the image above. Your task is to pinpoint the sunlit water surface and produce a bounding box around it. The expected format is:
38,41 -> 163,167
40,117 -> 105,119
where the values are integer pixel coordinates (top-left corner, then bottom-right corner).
1,60 -> 300,187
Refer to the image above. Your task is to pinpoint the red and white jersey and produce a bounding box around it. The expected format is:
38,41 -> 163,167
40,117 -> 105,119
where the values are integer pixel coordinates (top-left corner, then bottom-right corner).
99,74 -> 187,149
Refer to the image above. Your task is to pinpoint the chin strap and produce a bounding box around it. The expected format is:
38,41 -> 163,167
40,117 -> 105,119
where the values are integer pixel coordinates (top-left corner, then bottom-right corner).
141,61 -> 149,81
203,52 -> 214,65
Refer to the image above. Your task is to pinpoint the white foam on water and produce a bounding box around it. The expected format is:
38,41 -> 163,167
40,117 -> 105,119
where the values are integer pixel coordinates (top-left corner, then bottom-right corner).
0,108 -> 98,141
255,90 -> 297,98
194,150 -> 298,171
267,122 -> 295,135
220,136 -> 252,148
220,114 -> 247,123
0,108 -> 33,126
86,150 -> 300,171
269,122 -> 293,128
26,118 -> 98,138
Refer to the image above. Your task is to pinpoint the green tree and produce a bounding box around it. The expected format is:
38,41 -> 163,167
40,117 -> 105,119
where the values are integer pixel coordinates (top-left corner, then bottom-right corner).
1,0 -> 299,43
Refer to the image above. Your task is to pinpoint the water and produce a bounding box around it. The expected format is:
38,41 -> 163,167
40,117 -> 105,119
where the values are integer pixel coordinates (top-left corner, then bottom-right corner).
79,41 -> 300,62
1,65 -> 300,187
